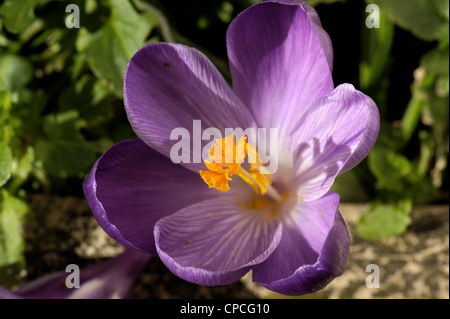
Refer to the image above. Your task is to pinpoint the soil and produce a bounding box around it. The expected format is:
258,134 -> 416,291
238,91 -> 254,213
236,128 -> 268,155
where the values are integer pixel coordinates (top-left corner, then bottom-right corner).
17,194 -> 449,299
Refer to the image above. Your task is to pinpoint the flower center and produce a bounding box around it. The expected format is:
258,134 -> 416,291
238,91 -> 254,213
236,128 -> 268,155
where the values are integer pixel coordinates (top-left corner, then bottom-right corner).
199,134 -> 282,201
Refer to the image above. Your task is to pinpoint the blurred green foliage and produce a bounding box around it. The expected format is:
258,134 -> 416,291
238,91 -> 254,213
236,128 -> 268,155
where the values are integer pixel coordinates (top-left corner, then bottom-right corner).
0,0 -> 448,286
350,0 -> 449,239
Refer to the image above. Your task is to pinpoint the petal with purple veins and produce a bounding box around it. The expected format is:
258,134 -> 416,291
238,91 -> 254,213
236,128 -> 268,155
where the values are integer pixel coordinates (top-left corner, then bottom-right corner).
83,139 -> 217,254
3,250 -> 150,299
155,198 -> 283,286
264,0 -> 334,70
227,1 -> 334,137
291,84 -> 380,202
124,43 -> 256,172
252,198 -> 350,296
295,191 -> 340,253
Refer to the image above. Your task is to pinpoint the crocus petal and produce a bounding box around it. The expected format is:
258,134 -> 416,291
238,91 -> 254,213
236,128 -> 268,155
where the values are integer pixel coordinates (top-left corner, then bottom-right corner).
227,1 -> 334,137
291,84 -> 379,202
124,42 -> 256,172
339,91 -> 380,174
154,198 -> 283,286
3,250 -> 150,299
252,192 -> 339,284
295,191 -> 340,252
264,0 -> 333,71
83,139 -> 216,254
0,286 -> 19,299
252,200 -> 350,296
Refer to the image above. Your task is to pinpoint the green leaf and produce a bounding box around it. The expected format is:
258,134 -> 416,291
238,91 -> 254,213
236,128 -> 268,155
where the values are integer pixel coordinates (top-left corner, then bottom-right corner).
35,140 -> 98,178
0,189 -> 29,288
375,120 -> 406,151
34,110 -> 101,178
76,0 -> 157,97
356,200 -> 412,239
331,171 -> 369,202
0,142 -> 12,187
7,146 -> 35,195
421,45 -> 450,76
374,0 -> 449,41
368,145 -> 412,192
0,0 -> 50,34
402,44 -> 449,138
432,0 -> 449,20
0,90 -> 12,124
58,75 -> 114,122
359,9 -> 395,116
8,89 -> 47,139
0,54 -> 33,92
401,96 -> 425,139
0,91 -> 13,188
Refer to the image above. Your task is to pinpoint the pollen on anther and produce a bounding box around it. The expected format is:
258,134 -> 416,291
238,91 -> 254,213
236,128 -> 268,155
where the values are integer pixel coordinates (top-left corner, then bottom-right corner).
319,210 -> 323,216
185,239 -> 191,244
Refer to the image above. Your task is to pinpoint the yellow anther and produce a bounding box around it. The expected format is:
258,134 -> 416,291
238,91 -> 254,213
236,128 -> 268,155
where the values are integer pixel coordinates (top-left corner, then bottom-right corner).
200,164 -> 232,191
199,135 -> 247,191
199,134 -> 275,197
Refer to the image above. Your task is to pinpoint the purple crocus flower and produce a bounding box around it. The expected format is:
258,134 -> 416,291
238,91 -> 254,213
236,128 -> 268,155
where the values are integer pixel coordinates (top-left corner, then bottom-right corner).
83,0 -> 379,295
0,249 -> 150,299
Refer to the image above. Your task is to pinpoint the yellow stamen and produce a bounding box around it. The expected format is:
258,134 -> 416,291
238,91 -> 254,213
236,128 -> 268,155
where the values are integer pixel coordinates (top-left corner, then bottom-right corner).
200,164 -> 232,191
199,135 -> 246,191
199,134 -> 277,198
